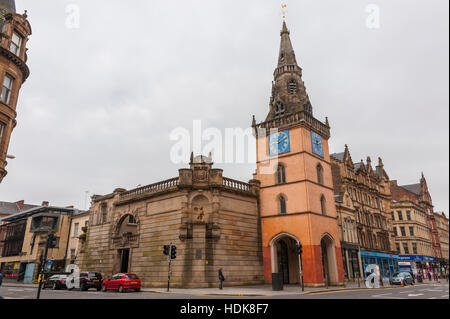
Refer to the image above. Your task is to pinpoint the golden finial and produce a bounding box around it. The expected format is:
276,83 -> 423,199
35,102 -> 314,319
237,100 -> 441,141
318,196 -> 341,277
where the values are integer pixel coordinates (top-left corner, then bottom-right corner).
282,4 -> 287,20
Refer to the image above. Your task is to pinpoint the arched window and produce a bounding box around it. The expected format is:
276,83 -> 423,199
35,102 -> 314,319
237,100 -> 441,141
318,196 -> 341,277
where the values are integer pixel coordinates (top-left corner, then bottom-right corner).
274,101 -> 286,118
317,163 -> 324,185
279,195 -> 287,215
128,215 -> 137,224
320,195 -> 326,216
276,164 -> 286,184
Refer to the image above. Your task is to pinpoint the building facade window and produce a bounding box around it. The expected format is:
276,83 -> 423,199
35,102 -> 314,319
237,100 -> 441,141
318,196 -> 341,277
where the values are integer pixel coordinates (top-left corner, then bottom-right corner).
10,32 -> 23,56
400,227 -> 406,237
0,122 -> 4,138
101,205 -> 108,224
396,242 -> 400,253
397,211 -> 403,221
316,164 -> 324,185
1,74 -> 14,104
391,212 -> 395,220
406,211 -> 411,221
393,227 -> 398,237
276,164 -> 286,184
279,196 -> 287,215
73,223 -> 79,236
320,195 -> 326,216
403,243 -> 409,255
409,226 -> 414,236
412,243 -> 418,255
70,249 -> 76,259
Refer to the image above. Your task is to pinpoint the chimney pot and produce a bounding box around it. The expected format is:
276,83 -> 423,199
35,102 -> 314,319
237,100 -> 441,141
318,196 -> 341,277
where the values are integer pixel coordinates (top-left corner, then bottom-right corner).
42,201 -> 49,207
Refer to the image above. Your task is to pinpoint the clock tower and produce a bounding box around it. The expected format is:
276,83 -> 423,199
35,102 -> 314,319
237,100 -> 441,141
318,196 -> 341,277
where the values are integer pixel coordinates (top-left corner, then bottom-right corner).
252,21 -> 344,287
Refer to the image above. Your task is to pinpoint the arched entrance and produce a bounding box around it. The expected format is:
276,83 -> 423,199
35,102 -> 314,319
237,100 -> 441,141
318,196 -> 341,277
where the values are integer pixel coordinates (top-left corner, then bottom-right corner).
320,233 -> 339,286
270,233 -> 301,284
112,214 -> 139,274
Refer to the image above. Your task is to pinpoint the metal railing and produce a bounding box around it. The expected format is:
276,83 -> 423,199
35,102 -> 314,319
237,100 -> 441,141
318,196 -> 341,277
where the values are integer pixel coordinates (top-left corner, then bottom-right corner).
119,177 -> 179,201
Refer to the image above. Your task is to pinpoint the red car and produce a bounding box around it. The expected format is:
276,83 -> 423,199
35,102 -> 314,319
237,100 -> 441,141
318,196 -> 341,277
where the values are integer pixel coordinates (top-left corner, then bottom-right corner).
101,273 -> 141,293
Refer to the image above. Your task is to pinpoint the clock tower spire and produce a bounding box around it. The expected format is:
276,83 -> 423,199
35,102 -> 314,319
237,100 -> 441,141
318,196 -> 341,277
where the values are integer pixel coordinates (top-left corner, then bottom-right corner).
253,20 -> 344,288
266,21 -> 313,122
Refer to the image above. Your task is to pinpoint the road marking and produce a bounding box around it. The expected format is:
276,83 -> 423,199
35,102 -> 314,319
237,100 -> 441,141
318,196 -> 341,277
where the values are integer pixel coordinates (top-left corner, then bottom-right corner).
442,295 -> 449,298
7,289 -> 24,292
428,297 -> 437,299
399,290 -> 415,294
407,293 -> 424,297
372,293 -> 392,297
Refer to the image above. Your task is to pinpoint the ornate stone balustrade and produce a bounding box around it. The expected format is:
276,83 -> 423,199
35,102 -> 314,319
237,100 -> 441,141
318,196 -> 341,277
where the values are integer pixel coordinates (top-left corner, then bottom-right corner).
119,177 -> 179,201
254,110 -> 330,139
222,177 -> 251,192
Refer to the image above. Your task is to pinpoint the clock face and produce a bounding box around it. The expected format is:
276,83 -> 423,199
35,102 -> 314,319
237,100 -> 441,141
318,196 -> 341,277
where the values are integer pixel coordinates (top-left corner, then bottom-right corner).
269,130 -> 291,156
311,131 -> 324,158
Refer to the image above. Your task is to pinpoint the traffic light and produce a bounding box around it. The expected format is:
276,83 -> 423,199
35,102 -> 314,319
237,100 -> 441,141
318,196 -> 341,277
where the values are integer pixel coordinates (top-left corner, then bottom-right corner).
47,233 -> 58,248
296,243 -> 303,255
170,245 -> 177,260
163,245 -> 170,255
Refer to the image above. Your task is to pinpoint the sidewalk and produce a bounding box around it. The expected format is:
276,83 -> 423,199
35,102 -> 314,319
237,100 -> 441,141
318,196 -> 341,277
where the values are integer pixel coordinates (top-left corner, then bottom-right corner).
140,279 -> 448,297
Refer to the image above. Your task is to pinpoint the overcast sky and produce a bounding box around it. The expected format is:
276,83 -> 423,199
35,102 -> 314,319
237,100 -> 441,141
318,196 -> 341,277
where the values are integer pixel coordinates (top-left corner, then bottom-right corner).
1,0 -> 448,215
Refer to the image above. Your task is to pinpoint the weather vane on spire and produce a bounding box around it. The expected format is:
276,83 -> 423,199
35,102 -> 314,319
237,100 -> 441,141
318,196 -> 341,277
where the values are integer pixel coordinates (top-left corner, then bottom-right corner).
281,4 -> 287,20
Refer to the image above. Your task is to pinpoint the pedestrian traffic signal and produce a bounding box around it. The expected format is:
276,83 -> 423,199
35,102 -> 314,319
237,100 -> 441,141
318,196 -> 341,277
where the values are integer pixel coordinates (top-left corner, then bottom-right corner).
170,245 -> 177,260
296,243 -> 303,255
47,233 -> 58,248
163,245 -> 170,255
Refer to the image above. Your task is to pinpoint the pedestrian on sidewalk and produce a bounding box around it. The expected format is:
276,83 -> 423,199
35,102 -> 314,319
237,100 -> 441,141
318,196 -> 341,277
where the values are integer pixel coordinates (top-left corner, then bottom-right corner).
218,268 -> 225,290
427,272 -> 432,281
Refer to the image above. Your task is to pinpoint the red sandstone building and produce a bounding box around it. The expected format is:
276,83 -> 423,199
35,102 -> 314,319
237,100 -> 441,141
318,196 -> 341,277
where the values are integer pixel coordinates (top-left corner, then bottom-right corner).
0,0 -> 32,183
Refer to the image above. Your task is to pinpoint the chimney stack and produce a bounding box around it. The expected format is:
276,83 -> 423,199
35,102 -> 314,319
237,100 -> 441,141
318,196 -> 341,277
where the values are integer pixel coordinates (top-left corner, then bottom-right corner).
41,201 -> 49,207
15,200 -> 25,210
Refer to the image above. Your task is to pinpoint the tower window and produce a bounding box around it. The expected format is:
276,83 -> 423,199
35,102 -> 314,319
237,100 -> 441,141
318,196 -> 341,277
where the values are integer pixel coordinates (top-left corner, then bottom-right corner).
101,204 -> 107,224
288,79 -> 297,94
274,101 -> 285,118
280,52 -> 285,62
10,32 -> 23,56
317,164 -> 324,185
320,195 -> 326,216
279,196 -> 287,215
1,74 -> 14,104
276,164 -> 286,184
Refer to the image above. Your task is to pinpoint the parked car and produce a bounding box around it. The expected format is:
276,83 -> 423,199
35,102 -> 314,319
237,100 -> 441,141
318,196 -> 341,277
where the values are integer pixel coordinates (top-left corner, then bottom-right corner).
390,272 -> 415,286
42,274 -> 68,290
101,273 -> 141,293
67,272 -> 103,291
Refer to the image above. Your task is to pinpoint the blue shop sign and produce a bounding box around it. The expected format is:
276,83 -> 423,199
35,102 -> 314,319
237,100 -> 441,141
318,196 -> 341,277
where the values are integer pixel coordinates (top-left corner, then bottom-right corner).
399,255 -> 435,262
360,251 -> 399,259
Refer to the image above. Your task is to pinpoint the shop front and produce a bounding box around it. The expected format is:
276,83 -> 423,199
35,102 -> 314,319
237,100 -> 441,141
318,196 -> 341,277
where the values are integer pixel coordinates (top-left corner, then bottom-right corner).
398,255 -> 437,278
360,251 -> 399,280
341,243 -> 361,281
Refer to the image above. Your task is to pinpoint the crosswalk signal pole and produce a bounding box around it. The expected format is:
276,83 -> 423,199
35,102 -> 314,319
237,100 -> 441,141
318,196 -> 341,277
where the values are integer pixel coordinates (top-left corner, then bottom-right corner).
167,243 -> 173,292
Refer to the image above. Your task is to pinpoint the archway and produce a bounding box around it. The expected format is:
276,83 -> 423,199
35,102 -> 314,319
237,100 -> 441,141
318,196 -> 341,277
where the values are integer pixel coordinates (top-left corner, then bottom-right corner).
320,233 -> 339,286
270,233 -> 301,284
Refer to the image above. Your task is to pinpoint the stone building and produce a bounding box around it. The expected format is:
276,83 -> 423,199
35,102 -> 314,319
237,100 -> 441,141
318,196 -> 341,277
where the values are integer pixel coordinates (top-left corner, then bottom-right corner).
331,145 -> 397,281
0,203 -> 84,283
0,0 -> 32,183
391,173 -> 443,271
77,154 -> 265,288
252,21 -> 344,287
67,210 -> 89,265
434,212 -> 449,273
390,187 -> 434,275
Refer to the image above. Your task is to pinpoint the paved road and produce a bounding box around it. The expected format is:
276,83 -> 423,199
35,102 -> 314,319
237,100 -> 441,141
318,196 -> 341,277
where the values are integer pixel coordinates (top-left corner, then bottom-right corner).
0,283 -> 448,299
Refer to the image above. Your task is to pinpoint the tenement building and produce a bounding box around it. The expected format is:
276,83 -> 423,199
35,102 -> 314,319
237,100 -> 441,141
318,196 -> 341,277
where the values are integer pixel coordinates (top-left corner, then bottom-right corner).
0,0 -> 32,183
390,187 -> 434,275
331,146 -> 398,281
390,174 -> 443,275
0,203 -> 85,283
77,154 -> 265,288
252,21 -> 344,287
